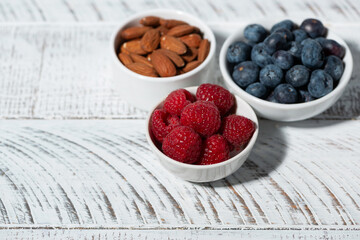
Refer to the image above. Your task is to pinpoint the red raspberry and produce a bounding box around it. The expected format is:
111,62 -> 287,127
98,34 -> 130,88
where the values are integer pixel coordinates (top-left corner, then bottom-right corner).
180,101 -> 221,137
199,134 -> 230,165
162,126 -> 202,164
150,109 -> 180,142
163,89 -> 195,116
222,115 -> 255,148
196,84 -> 235,116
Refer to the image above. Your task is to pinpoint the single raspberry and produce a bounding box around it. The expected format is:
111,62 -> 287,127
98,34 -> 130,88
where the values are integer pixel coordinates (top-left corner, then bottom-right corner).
198,134 -> 230,165
150,109 -> 180,142
180,101 -> 221,137
163,89 -> 195,116
196,84 -> 235,116
222,115 -> 255,148
162,126 -> 202,164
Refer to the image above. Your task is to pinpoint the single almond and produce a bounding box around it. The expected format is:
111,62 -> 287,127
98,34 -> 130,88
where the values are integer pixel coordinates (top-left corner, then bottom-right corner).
126,62 -> 158,77
160,19 -> 188,28
182,60 -> 202,73
120,43 -> 131,55
140,16 -> 160,27
198,39 -> 210,62
155,49 -> 185,67
140,29 -> 160,52
130,53 -> 153,68
167,25 -> 195,37
123,39 -> 147,55
160,35 -> 187,55
121,26 -> 151,40
180,34 -> 202,48
156,25 -> 169,36
151,51 -> 177,77
182,47 -> 198,62
118,53 -> 133,66
147,53 -> 152,61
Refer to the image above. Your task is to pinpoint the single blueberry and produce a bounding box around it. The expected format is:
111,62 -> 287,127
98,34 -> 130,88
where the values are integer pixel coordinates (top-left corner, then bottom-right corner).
272,50 -> 294,70
301,38 -> 313,46
300,18 -> 327,38
321,39 -> 345,59
287,41 -> 303,59
293,29 -> 308,43
251,43 -> 273,67
274,84 -> 298,103
244,24 -> 268,43
308,70 -> 333,98
245,82 -> 268,99
271,19 -> 296,33
285,65 -> 310,87
259,64 -> 283,88
226,41 -> 252,63
263,33 -> 287,54
266,91 -> 279,103
246,41 -> 257,47
315,37 -> 327,46
301,39 -> 324,69
232,61 -> 260,88
299,90 -> 315,102
324,55 -> 344,82
274,28 -> 294,42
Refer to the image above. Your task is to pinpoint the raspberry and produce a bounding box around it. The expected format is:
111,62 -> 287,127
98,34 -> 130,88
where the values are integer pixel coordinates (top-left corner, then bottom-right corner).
222,115 -> 255,148
180,101 -> 221,137
199,135 -> 230,165
163,89 -> 195,116
196,84 -> 235,116
162,126 -> 202,164
150,109 -> 180,142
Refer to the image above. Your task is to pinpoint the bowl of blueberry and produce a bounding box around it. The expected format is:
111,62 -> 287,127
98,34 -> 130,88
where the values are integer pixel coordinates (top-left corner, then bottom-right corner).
220,18 -> 353,121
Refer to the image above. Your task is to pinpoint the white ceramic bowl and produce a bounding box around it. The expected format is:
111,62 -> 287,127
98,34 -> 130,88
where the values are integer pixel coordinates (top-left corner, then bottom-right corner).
145,86 -> 259,182
110,9 -> 216,111
219,21 -> 353,122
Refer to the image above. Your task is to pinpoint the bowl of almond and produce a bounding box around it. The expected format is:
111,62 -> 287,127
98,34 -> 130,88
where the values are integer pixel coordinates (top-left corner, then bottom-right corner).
110,9 -> 216,110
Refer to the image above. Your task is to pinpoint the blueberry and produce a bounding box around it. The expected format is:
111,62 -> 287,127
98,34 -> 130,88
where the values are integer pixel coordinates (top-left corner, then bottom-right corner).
287,41 -> 303,59
293,29 -> 308,43
285,65 -> 310,87
274,28 -> 294,42
266,91 -> 279,103
324,55 -> 344,82
272,50 -> 294,70
259,64 -> 283,88
321,39 -> 345,59
246,82 -> 268,99
226,41 -> 252,63
271,19 -> 296,33
274,84 -> 298,103
301,38 -> 313,46
300,18 -> 327,38
263,33 -> 287,54
308,70 -> 333,98
299,90 -> 315,102
232,61 -> 260,88
244,24 -> 268,43
251,43 -> 273,67
315,37 -> 327,46
301,39 -> 324,69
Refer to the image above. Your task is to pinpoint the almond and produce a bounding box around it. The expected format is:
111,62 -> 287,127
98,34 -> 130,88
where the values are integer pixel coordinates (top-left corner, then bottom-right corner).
160,35 -> 187,55
167,25 -> 195,37
121,26 -> 151,40
140,16 -> 160,27
160,19 -> 188,28
120,43 -> 131,55
118,53 -> 133,66
182,60 -> 202,73
155,49 -> 185,67
140,29 -> 160,52
151,51 -> 176,77
198,39 -> 210,62
130,53 -> 153,68
156,25 -> 169,36
182,47 -> 198,62
123,39 -> 147,55
180,34 -> 202,48
126,63 -> 158,77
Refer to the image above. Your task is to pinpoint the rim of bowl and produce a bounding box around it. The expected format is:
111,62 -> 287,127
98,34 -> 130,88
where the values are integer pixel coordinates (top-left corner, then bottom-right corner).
219,25 -> 353,111
110,9 -> 216,83
145,86 -> 259,169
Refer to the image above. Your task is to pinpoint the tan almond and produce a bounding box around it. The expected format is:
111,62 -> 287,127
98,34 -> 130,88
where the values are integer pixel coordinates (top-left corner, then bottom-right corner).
156,25 -> 169,36
151,51 -> 176,77
180,34 -> 202,48
160,35 -> 187,55
167,25 -> 195,37
121,26 -> 151,40
155,49 -> 185,67
182,60 -> 202,73
182,47 -> 198,62
140,29 -> 160,52
118,53 -> 133,66
160,19 -> 188,28
123,39 -> 147,55
130,53 -> 153,68
198,39 -> 210,62
120,43 -> 131,55
126,62 -> 158,77
140,16 -> 160,27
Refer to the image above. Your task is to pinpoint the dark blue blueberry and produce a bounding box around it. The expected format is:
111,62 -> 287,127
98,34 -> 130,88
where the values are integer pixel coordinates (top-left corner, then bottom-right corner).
251,43 -> 273,67
320,39 -> 345,59
292,29 -> 308,43
301,39 -> 324,69
259,64 -> 283,88
315,37 -> 327,46
274,28 -> 294,42
300,18 -> 327,38
232,61 -> 259,88
308,70 -> 333,98
226,41 -> 252,63
324,55 -> 344,82
244,24 -> 268,43
301,38 -> 313,46
299,90 -> 315,102
287,41 -> 303,59
272,50 -> 294,70
245,82 -> 268,99
263,33 -> 286,54
271,19 -> 296,33
266,91 -> 279,103
274,84 -> 298,103
246,41 -> 257,47
285,65 -> 310,87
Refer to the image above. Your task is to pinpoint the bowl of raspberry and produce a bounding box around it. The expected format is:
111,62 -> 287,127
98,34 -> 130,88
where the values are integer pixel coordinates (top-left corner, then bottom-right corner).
146,84 -> 259,182
219,18 -> 353,121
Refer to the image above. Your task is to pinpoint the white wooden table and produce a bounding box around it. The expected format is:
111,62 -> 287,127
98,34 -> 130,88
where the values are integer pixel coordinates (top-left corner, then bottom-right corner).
0,0 -> 360,239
